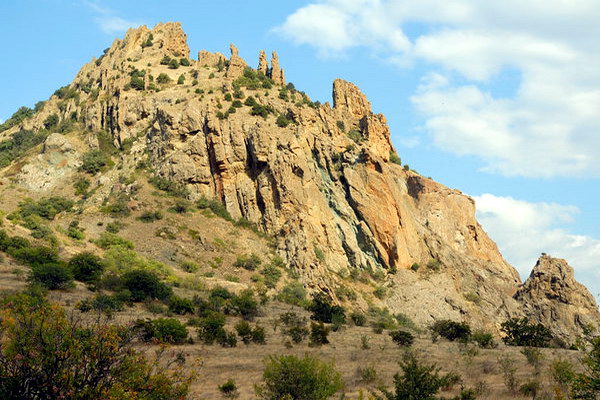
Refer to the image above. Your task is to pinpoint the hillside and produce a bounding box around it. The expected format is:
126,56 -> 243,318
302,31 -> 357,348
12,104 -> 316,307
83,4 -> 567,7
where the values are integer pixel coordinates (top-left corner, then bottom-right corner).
0,21 -> 598,399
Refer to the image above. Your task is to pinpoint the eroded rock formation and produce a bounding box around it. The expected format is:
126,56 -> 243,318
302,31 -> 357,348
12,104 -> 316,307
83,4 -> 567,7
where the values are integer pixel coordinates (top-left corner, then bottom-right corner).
515,255 -> 600,341
3,22 -> 597,340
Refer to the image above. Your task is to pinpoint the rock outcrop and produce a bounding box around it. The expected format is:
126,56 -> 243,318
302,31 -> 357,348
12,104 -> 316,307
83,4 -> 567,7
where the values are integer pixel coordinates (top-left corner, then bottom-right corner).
226,43 -> 247,79
257,50 -> 268,75
2,22 -> 596,340
269,51 -> 285,85
515,255 -> 600,341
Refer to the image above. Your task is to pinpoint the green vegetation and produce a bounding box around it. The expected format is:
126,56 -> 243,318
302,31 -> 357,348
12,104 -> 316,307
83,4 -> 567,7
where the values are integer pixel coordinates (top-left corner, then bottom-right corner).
80,150 -> 112,174
336,120 -> 345,131
157,73 -> 171,84
255,354 -> 343,400
347,129 -> 362,143
390,151 -> 402,165
219,379 -> 239,399
309,322 -> 330,346
308,293 -> 345,324
196,196 -> 233,220
0,106 -> 35,133
501,317 -> 554,347
276,114 -> 292,128
177,74 -> 185,84
10,196 -> 73,221
94,232 -> 134,249
138,210 -> 163,223
149,176 -> 189,198
135,318 -> 189,344
0,292 -> 192,399
430,319 -> 471,342
390,330 -> 415,347
179,58 -> 191,67
68,252 -> 105,283
279,311 -> 309,344
276,282 -> 308,307
377,352 -> 459,400
234,67 -> 274,90
141,33 -> 153,48
234,253 -> 261,271
43,113 -> 59,129
121,269 -> 173,302
0,129 -> 47,168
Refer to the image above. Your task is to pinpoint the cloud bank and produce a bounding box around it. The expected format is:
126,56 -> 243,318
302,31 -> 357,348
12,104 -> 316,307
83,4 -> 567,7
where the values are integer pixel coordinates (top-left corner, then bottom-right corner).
474,194 -> 600,300
275,0 -> 600,178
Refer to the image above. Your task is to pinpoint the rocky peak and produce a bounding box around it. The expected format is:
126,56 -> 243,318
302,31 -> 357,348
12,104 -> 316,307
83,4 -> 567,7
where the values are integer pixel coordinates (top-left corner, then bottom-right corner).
333,79 -> 372,119
226,43 -> 247,79
515,255 -> 599,341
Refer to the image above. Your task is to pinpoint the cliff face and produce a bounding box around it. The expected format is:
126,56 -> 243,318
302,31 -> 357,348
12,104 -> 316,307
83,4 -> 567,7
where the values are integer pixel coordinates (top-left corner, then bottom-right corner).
2,22 -> 597,338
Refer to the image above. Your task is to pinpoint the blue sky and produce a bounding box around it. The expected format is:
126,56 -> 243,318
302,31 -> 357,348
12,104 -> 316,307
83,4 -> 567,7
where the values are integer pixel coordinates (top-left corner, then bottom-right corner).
1,0 -> 598,299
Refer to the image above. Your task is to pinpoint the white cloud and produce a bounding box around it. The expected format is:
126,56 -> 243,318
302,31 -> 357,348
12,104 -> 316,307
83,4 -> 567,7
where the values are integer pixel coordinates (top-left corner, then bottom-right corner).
84,1 -> 142,35
474,194 -> 600,300
275,0 -> 600,177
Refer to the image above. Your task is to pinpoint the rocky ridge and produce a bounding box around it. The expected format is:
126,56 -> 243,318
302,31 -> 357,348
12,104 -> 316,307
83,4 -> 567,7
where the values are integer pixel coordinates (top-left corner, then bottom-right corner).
1,22 -> 597,340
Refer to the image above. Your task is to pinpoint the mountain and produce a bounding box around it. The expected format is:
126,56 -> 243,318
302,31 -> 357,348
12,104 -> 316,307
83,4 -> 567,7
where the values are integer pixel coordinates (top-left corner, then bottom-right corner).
0,22 -> 597,341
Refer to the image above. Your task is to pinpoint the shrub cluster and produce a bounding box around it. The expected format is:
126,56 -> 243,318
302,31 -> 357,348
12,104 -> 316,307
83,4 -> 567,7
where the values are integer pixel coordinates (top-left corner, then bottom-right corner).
0,129 -> 47,168
0,292 -> 193,399
135,318 -> 189,344
500,317 -> 554,347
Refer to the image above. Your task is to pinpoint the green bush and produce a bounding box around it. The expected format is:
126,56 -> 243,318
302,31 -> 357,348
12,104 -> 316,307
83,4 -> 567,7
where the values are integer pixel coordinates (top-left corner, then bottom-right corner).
156,73 -> 171,84
0,106 -> 35,133
276,282 -> 308,307
280,312 -> 309,344
471,329 -> 496,348
234,253 -> 261,271
69,252 -> 105,283
43,113 -> 59,130
130,76 -> 144,91
572,337 -> 600,398
229,289 -> 259,320
149,176 -> 189,198
390,330 -> 415,347
79,150 -> 111,174
377,352 -> 450,400
309,322 -> 330,346
197,311 -> 236,347
179,58 -> 190,67
138,210 -> 163,223
431,320 -> 471,342
219,379 -> 239,398
0,129 -> 47,168
255,354 -> 343,400
196,196 -> 233,220
234,320 -> 265,345
276,114 -> 291,128
308,293 -> 346,324
0,293 -> 192,399
121,269 -> 172,302
12,245 -> 59,266
168,295 -> 194,315
29,262 -> 73,290
94,232 -> 134,250
15,197 -> 73,221
101,196 -> 131,217
260,264 -> 282,289
350,311 -> 367,326
78,293 -> 125,314
180,260 -> 199,273
135,318 -> 188,344
390,151 -> 401,165
500,317 -> 553,347
177,74 -> 185,85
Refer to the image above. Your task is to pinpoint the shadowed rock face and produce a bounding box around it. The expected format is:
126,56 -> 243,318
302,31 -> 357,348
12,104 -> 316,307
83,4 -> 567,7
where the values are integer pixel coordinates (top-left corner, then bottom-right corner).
3,22 -> 597,339
515,255 -> 600,341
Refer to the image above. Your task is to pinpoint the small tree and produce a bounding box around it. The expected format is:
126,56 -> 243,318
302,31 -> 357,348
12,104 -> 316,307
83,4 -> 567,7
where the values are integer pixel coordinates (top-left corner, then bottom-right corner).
121,269 -> 172,302
308,293 -> 346,324
69,252 -> 105,283
255,354 -> 343,400
390,330 -> 415,347
375,352 -> 447,400
500,317 -> 553,347
572,337 -> 600,399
